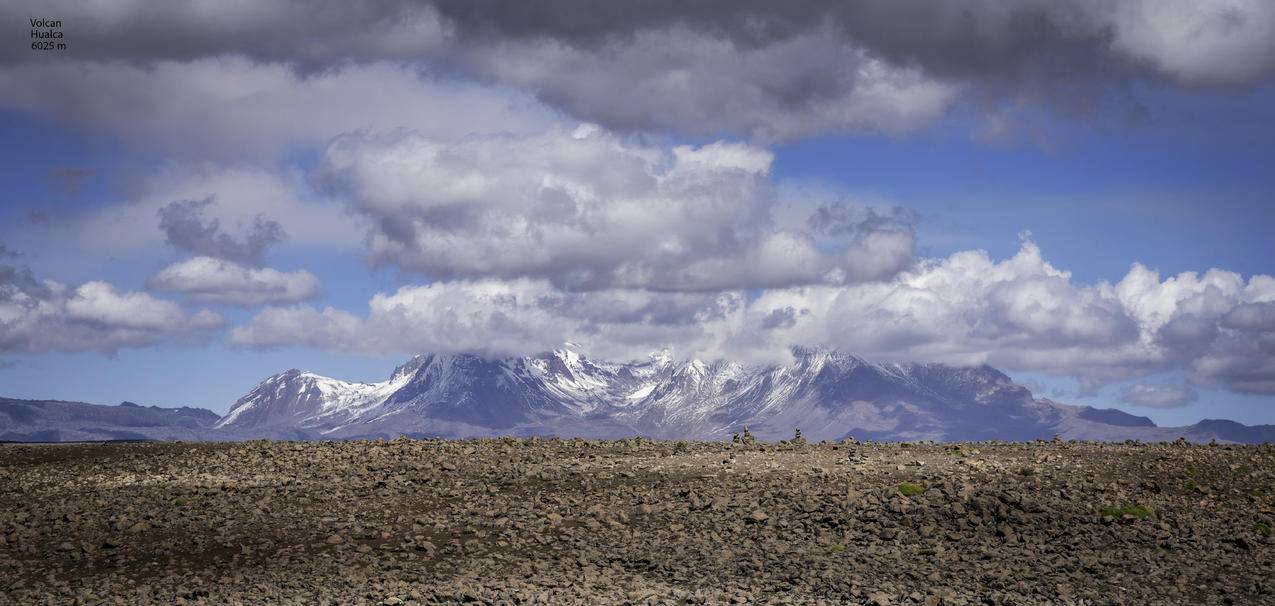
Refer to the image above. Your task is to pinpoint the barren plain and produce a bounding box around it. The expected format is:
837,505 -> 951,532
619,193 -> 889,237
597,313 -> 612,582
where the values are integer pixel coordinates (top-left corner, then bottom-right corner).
2,438 -> 1272,605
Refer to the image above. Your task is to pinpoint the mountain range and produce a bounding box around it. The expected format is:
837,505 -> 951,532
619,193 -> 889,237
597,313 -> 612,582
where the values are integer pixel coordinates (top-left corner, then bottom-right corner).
4,348 -> 1273,443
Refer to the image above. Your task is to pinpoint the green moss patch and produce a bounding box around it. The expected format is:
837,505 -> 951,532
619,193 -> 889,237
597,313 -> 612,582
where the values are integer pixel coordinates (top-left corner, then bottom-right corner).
1101,505 -> 1153,519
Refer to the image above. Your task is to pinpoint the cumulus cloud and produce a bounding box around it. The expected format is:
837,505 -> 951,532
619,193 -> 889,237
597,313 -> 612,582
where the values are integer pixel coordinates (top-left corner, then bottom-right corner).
745,240 -> 1275,393
1118,383 -> 1200,409
157,198 -> 284,267
740,238 -> 1147,374
147,257 -> 320,306
4,1 -> 1273,143
231,279 -> 743,361
231,281 -> 566,356
321,126 -> 917,291
232,237 -> 1275,396
0,263 -> 221,354
145,199 -> 324,307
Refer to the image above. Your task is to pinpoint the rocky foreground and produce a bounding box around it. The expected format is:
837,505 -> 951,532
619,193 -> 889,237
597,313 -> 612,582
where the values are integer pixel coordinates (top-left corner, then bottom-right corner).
1,438 -> 1272,605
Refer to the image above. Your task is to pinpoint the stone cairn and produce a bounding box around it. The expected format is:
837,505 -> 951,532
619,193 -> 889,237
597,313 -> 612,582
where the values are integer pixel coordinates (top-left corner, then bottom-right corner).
791,428 -> 807,447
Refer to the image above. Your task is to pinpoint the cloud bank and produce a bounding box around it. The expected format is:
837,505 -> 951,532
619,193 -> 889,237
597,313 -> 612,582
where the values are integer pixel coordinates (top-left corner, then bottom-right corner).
233,237 -> 1275,396
321,126 -> 918,291
147,257 -> 320,307
4,1 -> 1274,143
1,263 -> 221,354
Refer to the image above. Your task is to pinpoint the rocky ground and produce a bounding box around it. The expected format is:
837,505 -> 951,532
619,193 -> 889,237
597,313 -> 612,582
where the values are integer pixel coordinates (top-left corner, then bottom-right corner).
1,437 -> 1272,605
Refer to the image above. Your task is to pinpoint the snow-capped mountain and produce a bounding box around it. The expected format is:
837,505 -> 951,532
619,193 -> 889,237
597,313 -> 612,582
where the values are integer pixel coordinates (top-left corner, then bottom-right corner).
213,347 -> 1275,443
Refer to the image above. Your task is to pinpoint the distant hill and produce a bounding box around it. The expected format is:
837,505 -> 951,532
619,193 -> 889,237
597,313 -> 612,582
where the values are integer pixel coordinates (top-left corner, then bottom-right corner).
0,398 -> 221,442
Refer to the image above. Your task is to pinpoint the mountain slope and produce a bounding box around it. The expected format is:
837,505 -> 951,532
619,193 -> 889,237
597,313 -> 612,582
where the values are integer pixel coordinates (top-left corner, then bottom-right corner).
214,367 -> 412,433
214,348 -> 1275,443
0,398 -> 220,442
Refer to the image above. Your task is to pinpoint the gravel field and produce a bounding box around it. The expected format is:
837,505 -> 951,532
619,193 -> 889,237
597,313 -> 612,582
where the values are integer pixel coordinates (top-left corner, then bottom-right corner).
1,437 -> 1272,605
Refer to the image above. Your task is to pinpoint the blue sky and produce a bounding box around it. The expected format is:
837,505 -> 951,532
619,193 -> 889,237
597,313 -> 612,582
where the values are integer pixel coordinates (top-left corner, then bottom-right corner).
2,1 -> 1274,426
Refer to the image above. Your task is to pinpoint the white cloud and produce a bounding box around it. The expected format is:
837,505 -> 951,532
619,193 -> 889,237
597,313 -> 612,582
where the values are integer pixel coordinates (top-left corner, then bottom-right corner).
232,236 -> 1275,396
741,238 -> 1145,373
1103,0 -> 1275,86
1118,383 -> 1199,409
1,265 -> 222,354
148,257 -> 320,306
231,278 -> 745,362
320,126 -> 917,291
749,240 -> 1275,393
62,282 -> 203,331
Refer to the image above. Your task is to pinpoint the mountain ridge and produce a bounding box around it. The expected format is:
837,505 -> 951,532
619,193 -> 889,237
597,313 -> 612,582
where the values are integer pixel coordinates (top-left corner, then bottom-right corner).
211,348 -> 1274,444
0,397 -> 222,442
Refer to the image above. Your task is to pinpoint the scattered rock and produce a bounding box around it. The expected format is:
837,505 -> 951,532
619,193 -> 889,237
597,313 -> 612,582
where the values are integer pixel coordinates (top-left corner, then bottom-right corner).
0,439 -> 1268,604
868,592 -> 893,606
